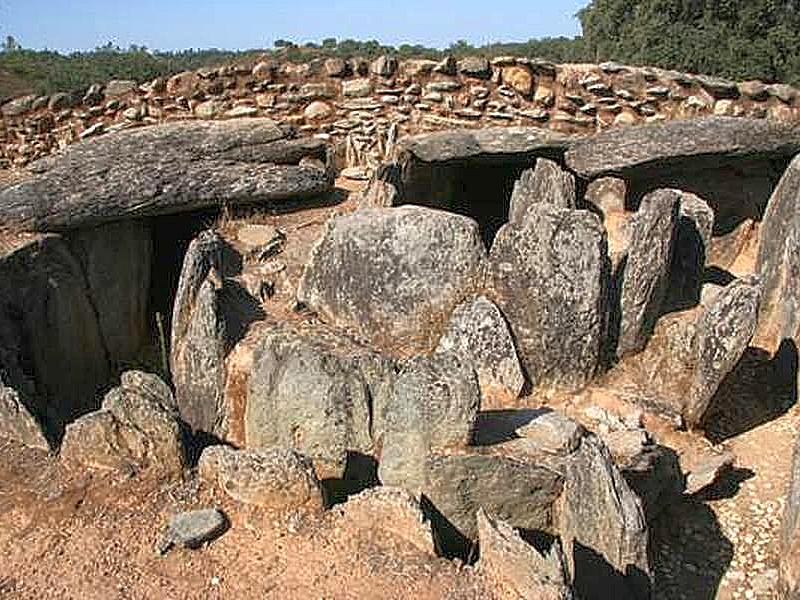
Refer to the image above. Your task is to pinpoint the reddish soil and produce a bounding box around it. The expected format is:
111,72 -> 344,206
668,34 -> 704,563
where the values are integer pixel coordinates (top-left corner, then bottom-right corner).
0,439 -> 491,599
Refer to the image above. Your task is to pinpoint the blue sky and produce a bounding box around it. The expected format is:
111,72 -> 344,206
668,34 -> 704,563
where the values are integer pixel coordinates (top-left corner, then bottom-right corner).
0,0 -> 588,53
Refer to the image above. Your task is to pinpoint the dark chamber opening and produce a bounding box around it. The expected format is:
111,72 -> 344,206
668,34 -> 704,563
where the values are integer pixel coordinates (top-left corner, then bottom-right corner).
147,208 -> 220,374
400,156 -> 535,247
446,162 -> 528,246
625,156 -> 791,235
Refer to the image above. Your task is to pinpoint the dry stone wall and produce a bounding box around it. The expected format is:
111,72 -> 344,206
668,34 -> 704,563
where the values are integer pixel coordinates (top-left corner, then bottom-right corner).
3,54 -> 800,170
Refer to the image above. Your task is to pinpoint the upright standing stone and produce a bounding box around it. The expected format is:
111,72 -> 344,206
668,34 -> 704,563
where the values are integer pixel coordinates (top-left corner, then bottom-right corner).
618,189 -> 680,357
0,384 -> 50,450
666,193 -> 715,310
755,154 -> 800,351
508,158 -> 578,225
559,435 -> 651,599
170,231 -> 227,436
60,373 -> 186,477
488,204 -> 609,391
245,326 -> 374,479
684,276 -> 761,427
67,220 -> 153,365
0,235 -> 111,433
435,296 -> 524,406
298,207 -> 487,355
477,509 -> 573,600
378,352 -> 480,457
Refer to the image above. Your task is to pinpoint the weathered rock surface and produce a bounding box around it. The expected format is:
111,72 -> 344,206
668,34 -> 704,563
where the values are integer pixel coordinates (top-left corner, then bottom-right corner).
0,235 -> 110,434
585,176 -> 627,216
617,189 -> 680,357
488,203 -> 608,391
0,384 -> 50,450
685,452 -> 735,495
435,296 -> 524,406
565,117 -> 800,179
66,220 -> 153,365
684,276 -> 762,426
600,425 -> 683,523
378,352 -> 480,458
198,445 -> 324,512
60,372 -> 185,477
508,159 -> 577,224
120,370 -> 178,414
559,435 -> 651,599
338,487 -> 435,555
755,153 -> 800,351
157,508 -> 228,555
379,445 -> 564,548
516,411 -> 585,455
611,277 -> 761,427
0,118 -> 333,231
477,509 -> 573,600
170,231 -> 227,436
396,127 -> 572,165
458,56 -> 492,79
298,206 -> 486,354
245,324 -> 388,479
666,193 -> 715,310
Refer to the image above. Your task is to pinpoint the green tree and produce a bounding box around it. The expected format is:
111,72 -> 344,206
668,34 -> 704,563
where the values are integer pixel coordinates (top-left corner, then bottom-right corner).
578,0 -> 800,84
3,35 -> 20,52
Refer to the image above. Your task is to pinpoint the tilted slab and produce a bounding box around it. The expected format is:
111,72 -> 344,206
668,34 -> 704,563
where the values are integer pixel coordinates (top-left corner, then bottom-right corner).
565,116 -> 800,179
397,127 -> 574,164
0,118 -> 333,231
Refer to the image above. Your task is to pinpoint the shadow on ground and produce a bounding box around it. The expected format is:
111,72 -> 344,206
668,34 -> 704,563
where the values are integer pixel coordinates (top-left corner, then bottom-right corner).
703,341 -> 798,443
651,497 -> 734,600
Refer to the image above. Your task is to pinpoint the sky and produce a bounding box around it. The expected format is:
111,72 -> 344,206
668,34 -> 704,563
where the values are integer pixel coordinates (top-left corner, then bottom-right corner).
0,0 -> 588,53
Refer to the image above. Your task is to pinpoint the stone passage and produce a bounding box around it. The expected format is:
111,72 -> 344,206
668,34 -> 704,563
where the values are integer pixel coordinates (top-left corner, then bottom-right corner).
3,112 -> 800,600
0,117 -> 335,441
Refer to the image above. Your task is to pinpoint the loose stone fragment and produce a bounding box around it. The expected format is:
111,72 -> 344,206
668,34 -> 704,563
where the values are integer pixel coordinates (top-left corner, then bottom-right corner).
156,508 -> 228,555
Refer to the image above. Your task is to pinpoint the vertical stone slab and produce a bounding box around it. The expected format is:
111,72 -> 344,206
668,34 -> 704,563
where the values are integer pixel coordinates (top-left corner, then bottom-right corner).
618,189 -> 680,357
684,276 -> 761,427
0,384 -> 50,450
170,230 -> 226,435
508,158 -> 577,225
559,435 -> 651,599
0,235 -> 111,433
755,154 -> 800,352
477,509 -> 573,600
297,206 -> 487,355
245,326 -> 374,479
435,296 -> 524,406
488,204 -> 608,391
67,220 -> 153,366
665,193 -> 714,311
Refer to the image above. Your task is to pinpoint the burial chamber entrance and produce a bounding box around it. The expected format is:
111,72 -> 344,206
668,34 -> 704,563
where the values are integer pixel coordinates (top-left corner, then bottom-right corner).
395,154 -> 546,247
0,208 -> 221,444
148,208 -> 222,349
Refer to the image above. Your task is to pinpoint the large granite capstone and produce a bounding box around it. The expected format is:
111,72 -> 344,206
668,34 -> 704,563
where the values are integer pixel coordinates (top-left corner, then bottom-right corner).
565,117 -> 800,179
0,118 -> 333,231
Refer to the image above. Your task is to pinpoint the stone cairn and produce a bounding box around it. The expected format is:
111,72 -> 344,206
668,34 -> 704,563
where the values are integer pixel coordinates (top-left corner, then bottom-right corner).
1,53 -> 799,173
3,101 -> 800,598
